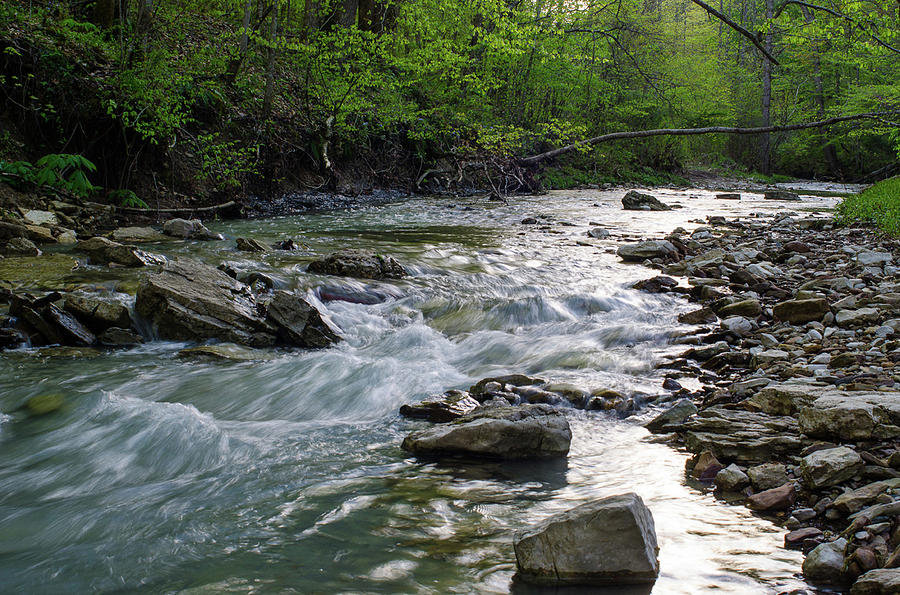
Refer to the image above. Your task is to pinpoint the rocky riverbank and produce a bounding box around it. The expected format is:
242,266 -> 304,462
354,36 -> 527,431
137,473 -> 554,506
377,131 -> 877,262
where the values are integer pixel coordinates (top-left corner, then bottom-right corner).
626,207 -> 900,593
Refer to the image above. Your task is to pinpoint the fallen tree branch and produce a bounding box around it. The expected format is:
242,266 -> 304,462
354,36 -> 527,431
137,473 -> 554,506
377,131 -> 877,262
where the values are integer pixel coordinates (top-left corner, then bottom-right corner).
114,200 -> 239,215
688,0 -> 780,65
517,111 -> 900,166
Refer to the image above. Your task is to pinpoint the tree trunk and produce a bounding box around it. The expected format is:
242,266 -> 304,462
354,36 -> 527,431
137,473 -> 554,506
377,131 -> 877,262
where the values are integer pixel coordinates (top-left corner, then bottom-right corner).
93,0 -> 116,29
226,0 -> 254,84
800,5 -> 841,177
759,0 -> 774,174
262,2 -> 280,123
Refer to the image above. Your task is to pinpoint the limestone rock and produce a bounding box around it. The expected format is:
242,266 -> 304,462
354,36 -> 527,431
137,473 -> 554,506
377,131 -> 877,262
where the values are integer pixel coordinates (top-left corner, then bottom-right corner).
264,290 -> 341,348
764,190 -> 801,201
747,482 -> 796,511
798,391 -> 900,441
307,249 -> 408,280
833,479 -> 900,514
77,236 -> 164,267
718,298 -> 762,318
162,218 -> 223,241
747,463 -> 789,491
774,298 -> 830,323
2,237 -> 41,256
514,493 -> 659,585
850,568 -> 900,595
401,404 -> 571,459
64,294 -> 132,332
622,190 -> 671,211
617,240 -> 678,262
644,399 -> 698,432
399,391 -> 481,423
682,407 -> 805,463
236,237 -> 269,252
715,464 -> 750,492
110,226 -> 167,243
802,538 -> 848,584
800,446 -> 864,489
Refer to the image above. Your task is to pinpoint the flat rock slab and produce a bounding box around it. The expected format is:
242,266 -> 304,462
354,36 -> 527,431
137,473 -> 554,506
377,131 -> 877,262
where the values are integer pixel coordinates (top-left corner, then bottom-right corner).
514,492 -> 659,586
681,406 -> 805,464
401,404 -> 571,459
851,568 -> 900,595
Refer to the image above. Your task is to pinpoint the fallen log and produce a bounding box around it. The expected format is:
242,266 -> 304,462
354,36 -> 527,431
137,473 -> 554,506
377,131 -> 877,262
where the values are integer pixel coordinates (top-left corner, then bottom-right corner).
517,111 -> 900,166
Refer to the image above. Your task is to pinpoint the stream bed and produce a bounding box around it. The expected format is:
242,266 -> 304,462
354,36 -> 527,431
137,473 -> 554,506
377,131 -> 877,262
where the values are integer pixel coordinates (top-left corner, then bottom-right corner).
0,187 -> 843,593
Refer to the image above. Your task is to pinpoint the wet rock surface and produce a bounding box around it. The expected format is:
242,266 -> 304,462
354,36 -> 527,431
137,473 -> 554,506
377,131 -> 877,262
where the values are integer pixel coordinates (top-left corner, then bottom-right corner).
514,492 -> 659,585
307,249 -> 408,280
400,404 -> 572,459
632,210 -> 900,591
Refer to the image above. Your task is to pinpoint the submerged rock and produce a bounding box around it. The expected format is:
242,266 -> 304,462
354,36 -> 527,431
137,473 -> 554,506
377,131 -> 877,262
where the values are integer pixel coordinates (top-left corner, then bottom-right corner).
177,343 -> 276,361
236,237 -> 269,252
401,404 -> 571,459
307,249 -> 407,280
622,190 -> 671,211
514,492 -> 659,586
25,393 -> 65,415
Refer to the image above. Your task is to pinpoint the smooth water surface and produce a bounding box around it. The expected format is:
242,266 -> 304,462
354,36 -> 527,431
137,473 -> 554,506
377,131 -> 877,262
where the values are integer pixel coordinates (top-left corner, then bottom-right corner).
0,188 -> 839,593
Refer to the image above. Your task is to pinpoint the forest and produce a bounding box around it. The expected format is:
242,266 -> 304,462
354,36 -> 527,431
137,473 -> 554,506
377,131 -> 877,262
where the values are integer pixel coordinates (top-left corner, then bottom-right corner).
0,0 -> 898,204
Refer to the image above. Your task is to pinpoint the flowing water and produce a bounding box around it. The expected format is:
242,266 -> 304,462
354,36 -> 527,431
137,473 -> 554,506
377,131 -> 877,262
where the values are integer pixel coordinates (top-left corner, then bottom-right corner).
0,188 -> 841,593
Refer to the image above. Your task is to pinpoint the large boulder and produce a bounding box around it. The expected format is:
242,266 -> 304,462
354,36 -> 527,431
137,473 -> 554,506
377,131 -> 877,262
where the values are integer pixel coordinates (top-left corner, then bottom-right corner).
307,249 -> 407,280
264,290 -> 340,348
400,404 -> 571,459
622,190 -> 671,211
64,294 -> 133,332
162,218 -> 224,241
799,446 -> 863,489
77,236 -> 164,267
617,240 -> 678,263
10,295 -> 95,346
514,493 -> 659,586
135,258 -> 339,348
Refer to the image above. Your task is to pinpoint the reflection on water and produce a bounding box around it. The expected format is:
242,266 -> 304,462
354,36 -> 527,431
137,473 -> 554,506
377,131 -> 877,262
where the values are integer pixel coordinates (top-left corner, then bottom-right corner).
0,188 -> 839,592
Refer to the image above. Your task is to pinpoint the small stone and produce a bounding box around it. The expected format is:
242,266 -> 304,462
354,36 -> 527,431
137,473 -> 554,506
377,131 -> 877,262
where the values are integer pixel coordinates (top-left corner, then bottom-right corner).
718,298 -> 762,318
236,237 -> 269,252
747,482 -> 796,511
715,464 -> 750,492
644,398 -> 697,432
850,568 -> 900,594
774,299 -> 831,324
786,527 -> 823,548
802,538 -> 848,584
748,463 -> 789,491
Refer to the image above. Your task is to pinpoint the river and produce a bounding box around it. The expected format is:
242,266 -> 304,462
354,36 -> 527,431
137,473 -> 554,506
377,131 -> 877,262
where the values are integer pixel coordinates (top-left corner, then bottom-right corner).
0,187 -> 847,593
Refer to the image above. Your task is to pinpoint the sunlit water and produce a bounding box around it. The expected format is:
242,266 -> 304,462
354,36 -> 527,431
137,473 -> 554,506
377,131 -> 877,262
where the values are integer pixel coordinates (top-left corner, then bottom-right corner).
0,188 -> 840,593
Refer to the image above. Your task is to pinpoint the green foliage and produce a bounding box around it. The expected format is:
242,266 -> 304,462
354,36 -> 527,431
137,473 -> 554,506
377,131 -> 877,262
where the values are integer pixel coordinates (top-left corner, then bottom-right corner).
196,133 -> 258,191
835,177 -> 900,235
109,189 -> 149,209
0,153 -> 99,198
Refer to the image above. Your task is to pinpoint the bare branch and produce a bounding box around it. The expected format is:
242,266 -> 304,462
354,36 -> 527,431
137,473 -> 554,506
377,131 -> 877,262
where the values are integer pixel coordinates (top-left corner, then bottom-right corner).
688,0 -> 780,65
